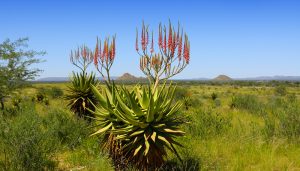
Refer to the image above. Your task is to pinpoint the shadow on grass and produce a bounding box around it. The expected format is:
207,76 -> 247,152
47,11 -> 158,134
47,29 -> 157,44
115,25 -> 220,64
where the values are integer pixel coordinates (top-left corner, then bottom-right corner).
159,157 -> 200,171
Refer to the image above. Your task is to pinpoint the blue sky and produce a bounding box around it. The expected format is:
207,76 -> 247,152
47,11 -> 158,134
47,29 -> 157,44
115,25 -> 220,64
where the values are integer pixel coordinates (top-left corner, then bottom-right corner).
1,0 -> 299,79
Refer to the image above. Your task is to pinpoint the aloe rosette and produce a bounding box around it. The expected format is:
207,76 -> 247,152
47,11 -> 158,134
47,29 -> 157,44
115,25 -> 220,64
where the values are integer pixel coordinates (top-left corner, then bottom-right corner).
65,72 -> 98,120
89,82 -> 185,169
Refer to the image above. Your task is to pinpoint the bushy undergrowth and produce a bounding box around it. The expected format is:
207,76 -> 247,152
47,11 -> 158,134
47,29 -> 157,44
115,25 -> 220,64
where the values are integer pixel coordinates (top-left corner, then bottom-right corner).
44,109 -> 90,150
0,105 -> 59,170
0,101 -> 92,170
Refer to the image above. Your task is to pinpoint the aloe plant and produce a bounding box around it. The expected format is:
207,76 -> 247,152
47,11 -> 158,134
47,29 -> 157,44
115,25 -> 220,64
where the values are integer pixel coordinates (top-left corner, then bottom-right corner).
89,82 -> 186,169
66,45 -> 98,120
65,72 -> 98,120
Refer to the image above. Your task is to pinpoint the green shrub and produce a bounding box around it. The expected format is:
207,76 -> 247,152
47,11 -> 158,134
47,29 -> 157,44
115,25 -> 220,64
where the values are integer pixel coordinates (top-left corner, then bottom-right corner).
36,88 -> 46,102
230,94 -> 263,115
274,85 -> 287,96
11,95 -> 22,109
0,107 -> 59,170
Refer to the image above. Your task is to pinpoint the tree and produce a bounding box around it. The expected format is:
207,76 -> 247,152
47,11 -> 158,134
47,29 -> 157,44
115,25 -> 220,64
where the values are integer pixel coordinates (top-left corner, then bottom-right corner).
0,38 -> 45,110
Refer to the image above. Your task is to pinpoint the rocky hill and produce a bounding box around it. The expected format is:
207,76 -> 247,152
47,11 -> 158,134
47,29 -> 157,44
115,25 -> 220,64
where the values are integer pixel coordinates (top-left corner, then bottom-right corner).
117,73 -> 146,81
213,75 -> 232,81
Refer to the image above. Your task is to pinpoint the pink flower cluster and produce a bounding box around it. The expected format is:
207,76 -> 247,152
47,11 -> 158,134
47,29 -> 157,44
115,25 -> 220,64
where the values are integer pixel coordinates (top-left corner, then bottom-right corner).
93,36 -> 116,66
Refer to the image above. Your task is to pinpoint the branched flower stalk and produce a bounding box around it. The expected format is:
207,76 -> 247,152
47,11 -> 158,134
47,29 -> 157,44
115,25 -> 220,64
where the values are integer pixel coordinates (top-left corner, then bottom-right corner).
93,36 -> 116,84
70,45 -> 94,75
136,21 -> 190,91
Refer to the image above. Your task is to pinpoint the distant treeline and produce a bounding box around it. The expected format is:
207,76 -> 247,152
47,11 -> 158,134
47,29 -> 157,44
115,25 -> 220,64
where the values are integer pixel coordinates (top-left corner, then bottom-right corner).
31,80 -> 300,87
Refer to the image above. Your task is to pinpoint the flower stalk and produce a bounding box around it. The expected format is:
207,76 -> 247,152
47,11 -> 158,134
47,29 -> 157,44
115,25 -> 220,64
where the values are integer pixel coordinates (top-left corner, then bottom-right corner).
136,21 -> 190,91
93,35 -> 116,84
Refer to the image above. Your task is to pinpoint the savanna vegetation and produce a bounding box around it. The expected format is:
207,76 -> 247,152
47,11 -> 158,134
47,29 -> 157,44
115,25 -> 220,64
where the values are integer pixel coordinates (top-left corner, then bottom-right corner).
1,21 -> 300,171
1,82 -> 300,170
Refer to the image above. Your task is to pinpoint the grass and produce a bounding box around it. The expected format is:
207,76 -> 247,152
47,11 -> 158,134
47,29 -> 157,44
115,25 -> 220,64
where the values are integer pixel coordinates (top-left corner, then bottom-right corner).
0,82 -> 299,170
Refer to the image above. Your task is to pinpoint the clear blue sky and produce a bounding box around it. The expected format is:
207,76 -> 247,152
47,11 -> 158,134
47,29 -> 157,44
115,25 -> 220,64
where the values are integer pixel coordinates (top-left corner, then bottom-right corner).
1,0 -> 299,79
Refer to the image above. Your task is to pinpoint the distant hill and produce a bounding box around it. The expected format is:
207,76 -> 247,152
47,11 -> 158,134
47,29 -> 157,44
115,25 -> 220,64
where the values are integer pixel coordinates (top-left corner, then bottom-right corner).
117,73 -> 146,81
213,75 -> 232,81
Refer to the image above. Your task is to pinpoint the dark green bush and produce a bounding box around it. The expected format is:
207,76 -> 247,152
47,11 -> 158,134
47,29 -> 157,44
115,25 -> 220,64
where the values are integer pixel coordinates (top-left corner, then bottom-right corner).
36,88 -> 46,102
211,92 -> 218,101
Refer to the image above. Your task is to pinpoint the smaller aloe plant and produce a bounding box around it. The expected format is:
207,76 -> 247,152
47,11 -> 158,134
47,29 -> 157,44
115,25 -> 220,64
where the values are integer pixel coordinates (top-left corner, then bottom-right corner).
65,45 -> 98,120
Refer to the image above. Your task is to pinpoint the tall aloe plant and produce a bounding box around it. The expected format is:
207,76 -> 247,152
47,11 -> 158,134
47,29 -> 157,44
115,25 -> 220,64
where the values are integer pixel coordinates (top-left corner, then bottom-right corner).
68,20 -> 190,170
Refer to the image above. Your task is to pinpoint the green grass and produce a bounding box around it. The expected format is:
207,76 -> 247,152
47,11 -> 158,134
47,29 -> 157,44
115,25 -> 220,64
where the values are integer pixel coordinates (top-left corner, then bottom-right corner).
0,82 -> 299,170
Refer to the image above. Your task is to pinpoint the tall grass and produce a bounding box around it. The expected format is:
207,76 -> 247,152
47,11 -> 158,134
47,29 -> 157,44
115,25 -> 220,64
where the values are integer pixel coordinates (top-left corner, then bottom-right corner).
185,108 -> 231,139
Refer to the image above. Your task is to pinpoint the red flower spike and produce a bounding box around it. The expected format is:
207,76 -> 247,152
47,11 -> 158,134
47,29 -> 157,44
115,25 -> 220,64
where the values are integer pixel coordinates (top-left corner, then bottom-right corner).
112,37 -> 116,60
83,46 -> 87,58
178,33 -> 182,59
163,28 -> 167,53
168,24 -> 172,50
136,29 -> 139,51
177,24 -> 180,44
94,39 -> 99,66
76,48 -> 80,59
141,27 -> 144,50
158,24 -> 162,48
150,31 -> 154,53
183,35 -> 190,64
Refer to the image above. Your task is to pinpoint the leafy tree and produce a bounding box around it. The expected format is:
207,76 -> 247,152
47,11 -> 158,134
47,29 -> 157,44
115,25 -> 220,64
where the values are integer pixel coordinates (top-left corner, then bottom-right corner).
0,38 -> 45,110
